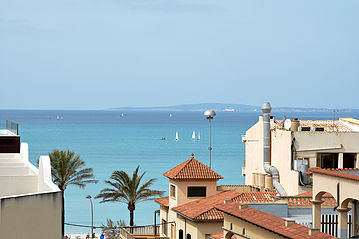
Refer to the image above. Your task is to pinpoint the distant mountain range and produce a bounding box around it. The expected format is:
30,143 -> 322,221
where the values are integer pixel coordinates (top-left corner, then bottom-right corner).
112,103 -> 359,113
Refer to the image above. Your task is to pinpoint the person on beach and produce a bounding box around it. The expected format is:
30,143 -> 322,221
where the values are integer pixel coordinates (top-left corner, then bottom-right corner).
92,232 -> 96,238
100,233 -> 104,239
86,233 -> 90,239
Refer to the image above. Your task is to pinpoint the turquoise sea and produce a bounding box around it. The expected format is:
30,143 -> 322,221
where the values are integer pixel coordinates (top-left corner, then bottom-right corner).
0,110 -> 358,234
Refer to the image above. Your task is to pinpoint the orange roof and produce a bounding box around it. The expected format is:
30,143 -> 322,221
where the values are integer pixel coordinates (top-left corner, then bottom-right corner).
163,154 -> 223,180
232,192 -> 277,203
172,191 -> 241,221
209,232 -> 223,239
154,196 -> 169,207
282,191 -> 336,208
310,167 -> 359,181
216,202 -> 334,239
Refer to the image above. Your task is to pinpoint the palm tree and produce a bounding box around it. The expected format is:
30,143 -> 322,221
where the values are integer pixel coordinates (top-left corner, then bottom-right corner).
96,165 -> 164,226
48,149 -> 98,237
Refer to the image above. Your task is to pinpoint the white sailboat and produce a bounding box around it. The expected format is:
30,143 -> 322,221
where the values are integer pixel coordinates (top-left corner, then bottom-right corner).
192,131 -> 196,140
197,132 -> 200,140
176,132 -> 179,141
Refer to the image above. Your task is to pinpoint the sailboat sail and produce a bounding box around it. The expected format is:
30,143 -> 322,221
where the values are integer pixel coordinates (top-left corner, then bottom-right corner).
192,131 -> 195,140
198,132 -> 200,140
176,132 -> 179,141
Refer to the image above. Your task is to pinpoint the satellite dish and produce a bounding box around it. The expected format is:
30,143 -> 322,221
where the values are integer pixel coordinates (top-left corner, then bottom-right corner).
284,119 -> 292,130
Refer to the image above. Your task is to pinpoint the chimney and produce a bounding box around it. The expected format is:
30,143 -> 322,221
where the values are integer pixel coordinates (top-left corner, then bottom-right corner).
309,229 -> 320,236
284,220 -> 295,227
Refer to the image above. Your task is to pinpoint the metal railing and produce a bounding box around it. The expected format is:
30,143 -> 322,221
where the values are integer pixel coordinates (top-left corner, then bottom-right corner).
119,225 -> 169,239
6,120 -> 18,135
122,225 -> 160,236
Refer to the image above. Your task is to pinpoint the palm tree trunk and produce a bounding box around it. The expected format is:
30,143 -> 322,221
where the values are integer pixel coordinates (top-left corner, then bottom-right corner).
61,189 -> 65,238
130,209 -> 134,227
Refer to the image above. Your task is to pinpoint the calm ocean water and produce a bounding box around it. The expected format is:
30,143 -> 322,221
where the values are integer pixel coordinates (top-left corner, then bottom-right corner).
0,109 -> 358,234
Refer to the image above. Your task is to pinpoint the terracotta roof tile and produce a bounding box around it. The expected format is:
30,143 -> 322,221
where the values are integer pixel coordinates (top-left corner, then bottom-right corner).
172,191 -> 241,221
163,154 -> 223,180
172,191 -> 279,221
310,167 -> 359,181
282,191 -> 336,208
154,196 -> 169,207
209,232 -> 223,239
232,192 -> 277,203
216,202 -> 334,239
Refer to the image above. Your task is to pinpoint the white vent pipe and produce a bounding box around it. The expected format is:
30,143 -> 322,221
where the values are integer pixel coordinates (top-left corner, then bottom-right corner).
262,102 -> 287,196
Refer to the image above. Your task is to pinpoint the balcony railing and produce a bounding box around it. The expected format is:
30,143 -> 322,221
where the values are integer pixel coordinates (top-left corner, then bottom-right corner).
6,120 -> 18,135
120,225 -> 168,239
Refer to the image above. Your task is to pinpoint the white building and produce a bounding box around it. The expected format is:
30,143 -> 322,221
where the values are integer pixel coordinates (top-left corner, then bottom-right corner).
0,122 -> 62,239
242,103 -> 359,196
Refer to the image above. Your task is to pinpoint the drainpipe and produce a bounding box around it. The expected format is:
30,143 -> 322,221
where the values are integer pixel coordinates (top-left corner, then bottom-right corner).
262,102 -> 287,196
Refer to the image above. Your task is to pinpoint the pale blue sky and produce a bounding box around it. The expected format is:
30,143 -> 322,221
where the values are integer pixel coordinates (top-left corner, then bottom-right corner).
1,0 -> 358,109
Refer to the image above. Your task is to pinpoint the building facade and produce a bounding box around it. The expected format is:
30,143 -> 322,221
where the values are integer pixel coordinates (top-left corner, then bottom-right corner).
243,105 -> 359,196
0,123 -> 62,239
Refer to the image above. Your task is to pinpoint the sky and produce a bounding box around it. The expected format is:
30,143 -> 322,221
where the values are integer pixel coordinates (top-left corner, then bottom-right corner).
0,0 -> 358,110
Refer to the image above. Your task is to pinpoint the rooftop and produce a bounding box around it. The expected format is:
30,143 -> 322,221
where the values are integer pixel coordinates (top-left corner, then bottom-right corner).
163,154 -> 223,180
171,191 -> 278,221
171,191 -> 241,221
154,196 -> 169,208
282,191 -> 336,208
216,202 -> 334,239
309,167 -> 359,182
271,118 -> 359,132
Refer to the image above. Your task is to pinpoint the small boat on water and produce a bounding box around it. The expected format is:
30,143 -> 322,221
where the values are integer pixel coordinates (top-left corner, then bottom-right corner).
192,131 -> 195,140
160,137 -> 166,140
175,132 -> 179,141
197,132 -> 200,140
169,113 -> 173,118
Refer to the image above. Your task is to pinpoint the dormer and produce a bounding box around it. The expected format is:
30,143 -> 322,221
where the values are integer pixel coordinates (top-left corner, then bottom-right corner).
163,153 -> 223,208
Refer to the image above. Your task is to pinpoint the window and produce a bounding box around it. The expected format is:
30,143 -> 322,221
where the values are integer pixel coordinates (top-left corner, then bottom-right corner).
187,186 -> 206,197
179,230 -> 184,239
187,233 -> 191,239
300,127 -> 311,131
242,228 -> 245,235
170,185 -> 176,198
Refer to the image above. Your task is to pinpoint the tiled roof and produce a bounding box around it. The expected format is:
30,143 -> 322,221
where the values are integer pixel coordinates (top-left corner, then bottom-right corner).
296,191 -> 332,197
216,202 -> 334,239
209,232 -> 223,239
163,154 -> 223,180
232,192 -> 277,203
271,120 -> 355,132
282,191 -> 336,208
154,196 -> 169,207
172,191 -> 242,221
171,191 -> 278,221
310,167 -> 359,181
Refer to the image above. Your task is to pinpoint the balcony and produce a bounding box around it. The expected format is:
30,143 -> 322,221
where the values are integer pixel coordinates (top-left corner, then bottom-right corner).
119,225 -> 168,239
0,121 -> 20,153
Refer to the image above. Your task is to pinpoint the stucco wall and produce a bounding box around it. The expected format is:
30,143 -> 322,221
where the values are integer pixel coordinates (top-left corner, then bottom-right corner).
313,173 -> 359,207
244,117 -> 264,186
174,214 -> 222,239
169,179 -> 218,208
159,206 -> 169,237
223,214 -> 282,239
244,118 -> 304,195
0,191 -> 62,239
